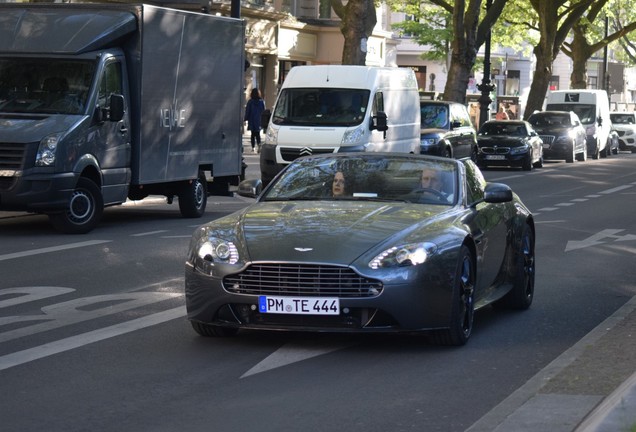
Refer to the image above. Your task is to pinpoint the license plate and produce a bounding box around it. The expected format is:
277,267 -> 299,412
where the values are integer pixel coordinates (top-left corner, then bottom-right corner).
485,155 -> 506,160
542,144 -> 551,149
258,296 -> 340,315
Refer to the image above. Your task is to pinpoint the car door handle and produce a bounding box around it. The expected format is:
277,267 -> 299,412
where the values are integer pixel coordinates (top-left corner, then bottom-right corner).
119,124 -> 128,135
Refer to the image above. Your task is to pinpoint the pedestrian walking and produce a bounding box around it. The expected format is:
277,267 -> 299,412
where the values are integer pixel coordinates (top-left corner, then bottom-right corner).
244,88 -> 265,153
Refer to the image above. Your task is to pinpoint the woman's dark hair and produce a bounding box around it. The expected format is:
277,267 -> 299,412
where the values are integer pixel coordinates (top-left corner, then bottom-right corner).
250,88 -> 261,99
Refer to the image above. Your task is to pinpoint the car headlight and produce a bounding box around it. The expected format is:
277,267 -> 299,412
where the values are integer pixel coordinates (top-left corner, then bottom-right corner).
190,231 -> 240,275
264,125 -> 278,145
35,133 -> 63,166
420,138 -> 438,146
342,124 -> 366,145
509,146 -> 529,155
369,242 -> 437,269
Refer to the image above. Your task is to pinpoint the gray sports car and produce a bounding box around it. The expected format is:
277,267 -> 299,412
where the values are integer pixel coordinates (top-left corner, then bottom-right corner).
185,154 -> 535,345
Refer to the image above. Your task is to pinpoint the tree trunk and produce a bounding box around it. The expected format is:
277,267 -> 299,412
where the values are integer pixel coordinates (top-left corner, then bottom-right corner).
332,0 -> 377,65
524,43 -> 553,118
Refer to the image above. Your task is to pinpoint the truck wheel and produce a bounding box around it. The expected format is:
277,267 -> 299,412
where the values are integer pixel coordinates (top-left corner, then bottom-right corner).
49,177 -> 103,234
179,174 -> 207,218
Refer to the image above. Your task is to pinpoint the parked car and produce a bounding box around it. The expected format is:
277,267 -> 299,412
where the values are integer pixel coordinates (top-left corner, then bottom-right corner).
419,100 -> 478,160
185,153 -> 535,346
476,120 -> 544,170
610,111 -> 636,153
527,110 -> 587,163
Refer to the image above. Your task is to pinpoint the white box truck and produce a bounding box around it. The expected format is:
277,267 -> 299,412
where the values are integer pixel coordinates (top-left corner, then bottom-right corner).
0,3 -> 245,233
545,90 -> 612,159
259,65 -> 421,185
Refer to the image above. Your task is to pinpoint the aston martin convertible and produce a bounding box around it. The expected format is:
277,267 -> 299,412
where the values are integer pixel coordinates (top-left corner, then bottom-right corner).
185,153 -> 535,346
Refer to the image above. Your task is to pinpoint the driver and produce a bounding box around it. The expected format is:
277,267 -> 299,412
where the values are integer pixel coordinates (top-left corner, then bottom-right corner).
413,167 -> 453,203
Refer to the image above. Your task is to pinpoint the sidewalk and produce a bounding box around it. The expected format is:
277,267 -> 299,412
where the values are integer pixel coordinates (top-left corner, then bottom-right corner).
467,295 -> 636,432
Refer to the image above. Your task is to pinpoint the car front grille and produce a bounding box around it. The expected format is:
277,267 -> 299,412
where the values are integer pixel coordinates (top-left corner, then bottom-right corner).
539,135 -> 555,144
617,131 -> 626,137
224,263 -> 383,297
280,147 -> 336,163
0,142 -> 26,171
480,146 -> 510,155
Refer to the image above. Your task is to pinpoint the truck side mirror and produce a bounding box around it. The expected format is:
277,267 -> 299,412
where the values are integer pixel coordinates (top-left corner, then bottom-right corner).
109,94 -> 125,122
371,111 -> 388,138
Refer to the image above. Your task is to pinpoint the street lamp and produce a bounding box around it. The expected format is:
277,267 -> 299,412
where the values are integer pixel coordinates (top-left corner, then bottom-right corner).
477,0 -> 495,128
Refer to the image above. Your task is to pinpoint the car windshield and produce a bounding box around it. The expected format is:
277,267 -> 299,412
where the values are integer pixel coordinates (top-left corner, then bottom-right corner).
528,114 -> 570,127
610,113 -> 635,124
546,103 -> 595,123
262,155 -> 458,206
271,88 -> 370,126
0,58 -> 95,115
420,103 -> 449,128
479,122 -> 527,136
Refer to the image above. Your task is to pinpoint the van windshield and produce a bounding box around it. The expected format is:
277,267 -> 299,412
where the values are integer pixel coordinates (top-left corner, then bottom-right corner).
0,58 -> 96,115
545,103 -> 596,124
272,88 -> 370,126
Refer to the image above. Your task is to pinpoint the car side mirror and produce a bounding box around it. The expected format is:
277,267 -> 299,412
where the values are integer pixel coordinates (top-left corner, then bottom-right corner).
597,116 -> 603,126
109,94 -> 125,122
371,111 -> 389,138
237,178 -> 263,198
450,120 -> 462,129
481,182 -> 513,204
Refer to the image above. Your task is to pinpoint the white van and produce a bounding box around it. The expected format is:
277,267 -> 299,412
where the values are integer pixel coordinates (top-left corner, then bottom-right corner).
259,65 -> 421,184
545,90 -> 612,159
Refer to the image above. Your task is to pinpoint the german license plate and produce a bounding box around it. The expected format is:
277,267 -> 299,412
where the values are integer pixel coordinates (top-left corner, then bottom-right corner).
485,155 -> 506,160
258,296 -> 340,315
542,144 -> 551,149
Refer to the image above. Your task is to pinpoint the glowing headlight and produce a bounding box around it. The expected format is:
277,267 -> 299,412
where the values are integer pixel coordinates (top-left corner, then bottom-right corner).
35,133 -> 62,166
369,242 -> 437,269
197,237 -> 239,264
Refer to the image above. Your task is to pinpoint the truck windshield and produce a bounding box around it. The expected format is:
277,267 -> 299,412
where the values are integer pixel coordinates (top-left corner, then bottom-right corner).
0,58 -> 96,115
272,88 -> 370,126
546,103 -> 596,124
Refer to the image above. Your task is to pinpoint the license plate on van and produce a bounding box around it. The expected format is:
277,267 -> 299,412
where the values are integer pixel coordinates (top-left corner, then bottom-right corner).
258,296 -> 340,315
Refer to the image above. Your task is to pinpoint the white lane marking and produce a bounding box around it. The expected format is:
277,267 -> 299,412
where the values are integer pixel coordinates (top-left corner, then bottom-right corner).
599,185 -> 633,194
571,198 -> 588,202
0,306 -> 186,372
131,230 -> 168,237
537,207 -> 559,212
0,240 -> 111,262
555,203 -> 575,207
241,340 -> 355,378
535,220 -> 566,224
586,194 -> 601,198
0,287 -> 75,309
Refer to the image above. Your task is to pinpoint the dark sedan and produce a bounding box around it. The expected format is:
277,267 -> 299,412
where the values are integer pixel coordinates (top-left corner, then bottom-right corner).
477,120 -> 544,170
185,153 -> 535,346
528,110 -> 587,163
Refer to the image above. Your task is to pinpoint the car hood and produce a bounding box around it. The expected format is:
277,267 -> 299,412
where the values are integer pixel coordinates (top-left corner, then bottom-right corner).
0,113 -> 85,142
532,126 -> 570,135
225,201 -> 451,263
478,135 -> 526,147
420,127 -> 449,136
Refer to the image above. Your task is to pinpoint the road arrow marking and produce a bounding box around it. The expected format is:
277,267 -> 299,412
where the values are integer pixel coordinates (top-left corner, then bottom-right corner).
565,229 -> 636,252
241,340 -> 354,378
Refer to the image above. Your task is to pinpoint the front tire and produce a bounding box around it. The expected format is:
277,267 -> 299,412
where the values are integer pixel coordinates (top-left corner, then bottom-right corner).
494,224 -> 535,310
430,245 -> 475,346
179,173 -> 207,218
49,177 -> 103,234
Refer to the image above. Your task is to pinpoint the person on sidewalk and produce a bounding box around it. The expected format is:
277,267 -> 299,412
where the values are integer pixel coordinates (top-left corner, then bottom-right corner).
244,88 -> 265,153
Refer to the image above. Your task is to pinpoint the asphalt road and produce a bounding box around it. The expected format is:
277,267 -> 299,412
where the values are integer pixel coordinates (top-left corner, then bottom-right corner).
1,150 -> 635,432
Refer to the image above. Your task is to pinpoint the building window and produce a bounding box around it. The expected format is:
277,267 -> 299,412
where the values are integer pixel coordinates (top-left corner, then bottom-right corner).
549,75 -> 560,91
588,76 -> 598,89
505,70 -> 520,96
278,60 -> 306,86
319,0 -> 331,18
